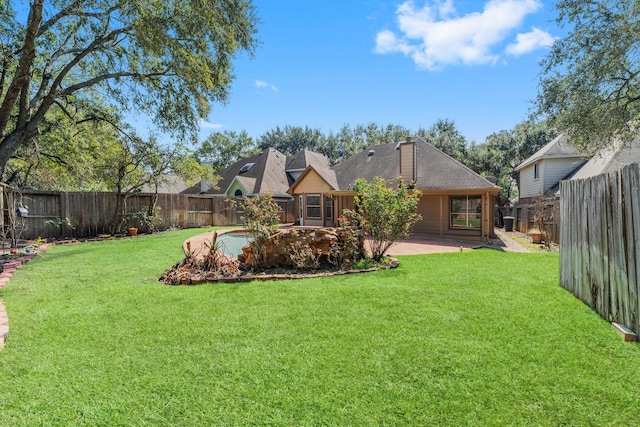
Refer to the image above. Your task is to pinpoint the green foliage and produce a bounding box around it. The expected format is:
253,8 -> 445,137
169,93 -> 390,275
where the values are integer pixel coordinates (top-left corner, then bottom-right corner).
0,0 -> 258,169
258,125 -> 325,156
45,217 -> 73,230
349,177 -> 422,261
235,191 -> 281,267
535,0 -> 640,154
196,130 -> 259,171
252,120 -> 472,166
126,206 -> 162,231
417,118 -> 468,160
465,121 -> 558,200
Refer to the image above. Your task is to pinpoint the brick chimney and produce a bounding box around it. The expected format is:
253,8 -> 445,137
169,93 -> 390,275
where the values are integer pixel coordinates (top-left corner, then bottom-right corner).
399,137 -> 416,183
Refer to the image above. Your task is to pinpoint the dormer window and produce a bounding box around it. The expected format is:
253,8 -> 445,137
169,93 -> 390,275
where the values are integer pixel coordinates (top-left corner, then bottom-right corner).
239,163 -> 255,173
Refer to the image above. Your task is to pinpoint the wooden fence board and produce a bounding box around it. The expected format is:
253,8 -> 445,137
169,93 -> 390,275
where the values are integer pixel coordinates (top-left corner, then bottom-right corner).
560,162 -> 640,337
3,191 -> 293,240
623,164 -> 640,333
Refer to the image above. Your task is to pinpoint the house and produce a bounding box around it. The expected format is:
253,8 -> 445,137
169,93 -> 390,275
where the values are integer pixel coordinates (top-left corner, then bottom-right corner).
138,174 -> 190,194
184,147 -> 334,199
288,136 -> 502,242
569,135 -> 640,180
514,133 -> 586,204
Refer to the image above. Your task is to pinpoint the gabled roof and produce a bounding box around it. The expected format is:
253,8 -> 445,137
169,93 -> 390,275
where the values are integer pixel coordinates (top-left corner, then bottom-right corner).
287,165 -> 339,194
330,137 -> 498,191
205,148 -> 290,196
182,148 -> 332,197
286,149 -> 330,171
515,133 -> 583,171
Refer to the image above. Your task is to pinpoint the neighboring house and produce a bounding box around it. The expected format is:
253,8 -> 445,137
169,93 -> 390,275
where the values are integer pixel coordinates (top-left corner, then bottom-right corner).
569,135 -> 640,181
514,133 -> 586,204
139,174 -> 190,194
288,136 -> 501,242
184,147 -> 333,201
184,148 -> 291,198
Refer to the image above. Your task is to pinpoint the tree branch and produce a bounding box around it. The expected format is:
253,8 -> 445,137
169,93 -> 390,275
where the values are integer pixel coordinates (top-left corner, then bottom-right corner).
0,0 -> 43,137
62,69 -> 170,96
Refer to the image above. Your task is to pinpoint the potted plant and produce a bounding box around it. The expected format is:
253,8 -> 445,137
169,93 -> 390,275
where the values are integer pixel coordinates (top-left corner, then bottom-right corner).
528,227 -> 543,244
126,206 -> 161,235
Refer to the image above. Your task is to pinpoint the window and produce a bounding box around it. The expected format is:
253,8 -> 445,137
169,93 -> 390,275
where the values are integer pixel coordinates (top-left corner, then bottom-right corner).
450,196 -> 482,229
239,163 -> 255,173
234,189 -> 243,197
534,163 -> 539,180
305,194 -> 321,219
325,196 -> 333,221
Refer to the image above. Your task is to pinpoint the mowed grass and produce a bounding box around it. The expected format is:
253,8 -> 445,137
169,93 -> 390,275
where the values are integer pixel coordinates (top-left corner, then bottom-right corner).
0,229 -> 639,426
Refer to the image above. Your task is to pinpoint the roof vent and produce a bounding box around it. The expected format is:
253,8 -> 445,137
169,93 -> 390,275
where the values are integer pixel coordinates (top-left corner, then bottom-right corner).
367,150 -> 375,157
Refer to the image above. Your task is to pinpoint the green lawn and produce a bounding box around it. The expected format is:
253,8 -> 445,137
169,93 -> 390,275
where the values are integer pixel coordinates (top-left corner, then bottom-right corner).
1,229 -> 639,426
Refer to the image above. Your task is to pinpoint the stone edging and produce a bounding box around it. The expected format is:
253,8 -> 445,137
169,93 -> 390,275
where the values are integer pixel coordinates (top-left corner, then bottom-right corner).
0,252 -> 40,350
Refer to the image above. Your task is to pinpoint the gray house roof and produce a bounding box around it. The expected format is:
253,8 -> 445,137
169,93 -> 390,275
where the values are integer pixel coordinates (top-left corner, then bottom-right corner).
570,135 -> 640,180
184,148 -> 331,197
139,174 -> 190,194
331,137 -> 498,191
286,149 -> 330,172
515,133 -> 582,171
545,135 -> 640,197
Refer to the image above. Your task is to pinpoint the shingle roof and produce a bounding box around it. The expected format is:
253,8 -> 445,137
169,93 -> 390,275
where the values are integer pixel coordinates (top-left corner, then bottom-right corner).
286,149 -> 330,171
515,133 -> 582,171
331,137 -> 497,191
140,174 -> 190,193
208,148 -> 289,196
184,148 -> 331,196
570,135 -> 640,180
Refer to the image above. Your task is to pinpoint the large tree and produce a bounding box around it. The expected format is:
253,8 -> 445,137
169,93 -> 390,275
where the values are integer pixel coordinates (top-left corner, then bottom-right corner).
196,130 -> 258,171
466,121 -> 557,200
0,0 -> 258,171
417,119 -> 468,161
257,125 -> 324,155
536,0 -> 640,154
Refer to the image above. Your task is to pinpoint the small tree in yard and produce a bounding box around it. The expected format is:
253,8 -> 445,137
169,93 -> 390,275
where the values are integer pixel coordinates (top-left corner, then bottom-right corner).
531,193 -> 555,249
236,191 -> 281,267
345,177 -> 422,261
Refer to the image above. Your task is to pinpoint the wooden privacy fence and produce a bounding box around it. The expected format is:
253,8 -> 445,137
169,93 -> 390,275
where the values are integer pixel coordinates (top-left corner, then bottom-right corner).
503,200 -> 561,244
560,162 -> 640,337
3,191 -> 294,240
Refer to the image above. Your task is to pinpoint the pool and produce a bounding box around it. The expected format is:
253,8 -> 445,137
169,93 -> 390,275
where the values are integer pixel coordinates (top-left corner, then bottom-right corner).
216,232 -> 253,257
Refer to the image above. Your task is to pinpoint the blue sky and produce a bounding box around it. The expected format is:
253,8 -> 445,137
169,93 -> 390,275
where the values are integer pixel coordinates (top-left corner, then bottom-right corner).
194,0 -> 559,145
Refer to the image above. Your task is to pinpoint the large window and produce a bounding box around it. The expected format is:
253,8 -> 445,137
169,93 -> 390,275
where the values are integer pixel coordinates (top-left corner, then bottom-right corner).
306,194 -> 321,219
450,196 -> 482,229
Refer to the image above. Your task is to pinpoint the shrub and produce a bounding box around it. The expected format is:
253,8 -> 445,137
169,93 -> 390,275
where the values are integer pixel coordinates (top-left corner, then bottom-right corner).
234,191 -> 281,267
349,177 -> 422,261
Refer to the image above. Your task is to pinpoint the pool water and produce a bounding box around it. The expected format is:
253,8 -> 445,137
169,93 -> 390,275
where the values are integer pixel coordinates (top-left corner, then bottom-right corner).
216,232 -> 253,257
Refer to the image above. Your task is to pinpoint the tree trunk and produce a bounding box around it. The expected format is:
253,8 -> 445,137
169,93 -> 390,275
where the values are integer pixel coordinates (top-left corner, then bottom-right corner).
0,131 -> 29,174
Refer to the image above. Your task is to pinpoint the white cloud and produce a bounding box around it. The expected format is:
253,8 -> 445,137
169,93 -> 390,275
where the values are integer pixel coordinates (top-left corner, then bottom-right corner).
506,27 -> 555,56
374,0 -> 548,70
255,79 -> 278,91
198,120 -> 222,130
